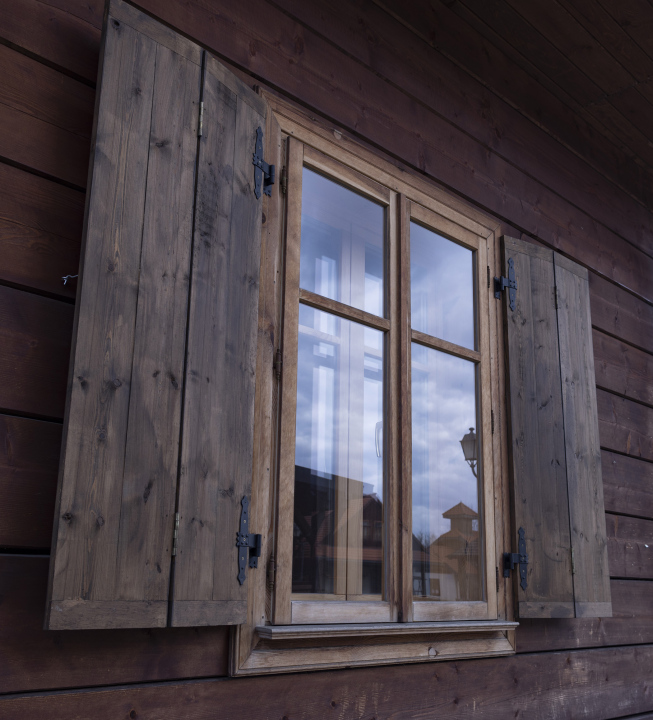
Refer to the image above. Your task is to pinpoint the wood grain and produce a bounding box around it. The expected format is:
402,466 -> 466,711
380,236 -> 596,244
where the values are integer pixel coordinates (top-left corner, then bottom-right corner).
0,285 -> 73,419
0,556 -> 228,694
602,450 -> 653,520
554,252 -> 611,617
606,513 -> 653,580
2,644 -> 653,719
172,52 -> 265,626
597,389 -> 653,461
517,578 -> 653,653
0,0 -> 101,82
502,237 -> 573,617
0,414 -> 61,548
593,329 -> 653,406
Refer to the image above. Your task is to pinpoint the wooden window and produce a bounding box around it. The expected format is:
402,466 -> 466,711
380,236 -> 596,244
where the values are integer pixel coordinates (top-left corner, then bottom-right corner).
46,0 -> 610,676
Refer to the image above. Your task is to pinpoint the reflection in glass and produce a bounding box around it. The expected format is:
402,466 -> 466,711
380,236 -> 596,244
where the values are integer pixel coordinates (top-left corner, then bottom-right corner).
410,222 -> 475,349
292,306 -> 384,597
411,344 -> 483,601
300,168 -> 385,317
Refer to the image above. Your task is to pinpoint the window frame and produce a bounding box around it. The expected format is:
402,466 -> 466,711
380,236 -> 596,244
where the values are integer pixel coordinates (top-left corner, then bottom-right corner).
230,92 -> 516,676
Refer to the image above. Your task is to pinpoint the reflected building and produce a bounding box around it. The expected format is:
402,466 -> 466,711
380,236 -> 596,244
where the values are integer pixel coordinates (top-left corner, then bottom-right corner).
413,501 -> 481,601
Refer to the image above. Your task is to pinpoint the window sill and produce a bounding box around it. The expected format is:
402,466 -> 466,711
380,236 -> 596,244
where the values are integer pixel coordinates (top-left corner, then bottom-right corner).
230,620 -> 518,675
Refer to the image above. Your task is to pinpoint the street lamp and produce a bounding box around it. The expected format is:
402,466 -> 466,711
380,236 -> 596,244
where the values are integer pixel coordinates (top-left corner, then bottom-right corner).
460,427 -> 477,477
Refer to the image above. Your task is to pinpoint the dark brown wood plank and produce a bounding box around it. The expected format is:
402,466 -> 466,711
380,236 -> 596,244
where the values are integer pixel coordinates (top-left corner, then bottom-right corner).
598,389 -> 653,461
606,513 -> 653,580
602,451 -> 653,520
0,43 -> 94,137
0,161 -> 84,241
590,273 -> 653,355
274,0 -> 653,262
0,100 -> 89,188
0,0 -> 101,82
2,644 -> 653,719
502,237 -> 573,618
555,253 -> 611,617
0,285 -> 73,419
0,414 -> 60,548
378,0 -> 653,209
172,54 -> 266,627
0,556 -> 228,694
603,0 -> 653,66
517,578 -> 653,652
594,329 -> 653,406
133,0 -> 653,303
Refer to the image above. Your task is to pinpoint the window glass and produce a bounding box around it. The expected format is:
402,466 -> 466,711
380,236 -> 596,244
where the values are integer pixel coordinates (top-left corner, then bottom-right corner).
292,306 -> 384,597
410,222 -> 475,349
411,344 -> 483,601
300,168 -> 384,317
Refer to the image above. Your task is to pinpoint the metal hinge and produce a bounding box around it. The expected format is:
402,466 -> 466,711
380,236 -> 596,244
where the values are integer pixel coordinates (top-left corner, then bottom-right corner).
273,349 -> 283,380
236,496 -> 262,585
280,166 -> 288,195
571,547 -> 576,575
554,285 -> 559,310
252,127 -> 275,199
494,257 -> 517,311
491,409 -> 495,434
487,265 -> 491,289
172,512 -> 180,556
198,101 -> 204,137
267,556 -> 276,591
503,526 -> 529,591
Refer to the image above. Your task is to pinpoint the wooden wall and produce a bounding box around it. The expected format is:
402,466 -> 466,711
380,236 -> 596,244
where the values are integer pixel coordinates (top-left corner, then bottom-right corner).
0,1 -> 651,717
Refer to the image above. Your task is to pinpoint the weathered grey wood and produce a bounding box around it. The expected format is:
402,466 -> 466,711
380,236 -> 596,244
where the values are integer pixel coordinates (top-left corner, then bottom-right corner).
46,1 -> 202,629
555,252 -> 611,618
171,53 -> 265,626
502,236 -> 573,618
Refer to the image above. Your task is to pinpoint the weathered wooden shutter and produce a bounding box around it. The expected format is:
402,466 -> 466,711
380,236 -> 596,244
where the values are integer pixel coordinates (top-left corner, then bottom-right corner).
46,0 -> 266,629
501,236 -> 611,619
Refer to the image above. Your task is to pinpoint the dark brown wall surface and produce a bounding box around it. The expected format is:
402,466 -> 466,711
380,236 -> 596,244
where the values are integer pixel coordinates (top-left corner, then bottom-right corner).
0,0 -> 651,717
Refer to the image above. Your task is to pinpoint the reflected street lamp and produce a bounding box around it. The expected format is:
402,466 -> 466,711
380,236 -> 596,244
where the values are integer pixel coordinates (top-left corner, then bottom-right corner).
460,427 -> 477,478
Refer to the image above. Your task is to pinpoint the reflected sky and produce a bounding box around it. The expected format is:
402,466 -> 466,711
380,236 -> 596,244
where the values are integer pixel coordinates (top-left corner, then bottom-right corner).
300,168 -> 385,317
411,344 -> 479,541
410,222 -> 475,350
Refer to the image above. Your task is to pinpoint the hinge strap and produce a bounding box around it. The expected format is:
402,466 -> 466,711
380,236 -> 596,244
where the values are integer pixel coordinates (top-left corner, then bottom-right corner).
172,512 -> 180,556
236,496 -> 262,585
503,526 -> 529,590
494,257 -> 517,311
252,127 -> 275,199
198,101 -> 204,137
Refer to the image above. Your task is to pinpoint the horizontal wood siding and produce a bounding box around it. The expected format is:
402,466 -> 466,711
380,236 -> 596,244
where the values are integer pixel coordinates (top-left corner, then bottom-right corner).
0,0 -> 651,715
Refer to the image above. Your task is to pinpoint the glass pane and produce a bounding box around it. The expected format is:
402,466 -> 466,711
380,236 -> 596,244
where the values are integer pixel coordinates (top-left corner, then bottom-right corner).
411,344 -> 483,601
410,222 -> 475,349
292,305 -> 384,598
300,167 -> 384,317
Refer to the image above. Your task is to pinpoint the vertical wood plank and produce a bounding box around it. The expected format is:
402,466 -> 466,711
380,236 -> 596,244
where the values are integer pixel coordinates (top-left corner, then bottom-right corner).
502,236 -> 574,619
555,253 -> 611,618
171,53 -> 266,626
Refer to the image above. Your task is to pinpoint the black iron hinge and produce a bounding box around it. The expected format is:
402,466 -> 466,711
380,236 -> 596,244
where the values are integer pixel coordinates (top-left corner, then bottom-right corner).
273,348 -> 283,381
503,526 -> 529,591
252,127 -> 276,199
494,257 -> 517,311
236,496 -> 262,585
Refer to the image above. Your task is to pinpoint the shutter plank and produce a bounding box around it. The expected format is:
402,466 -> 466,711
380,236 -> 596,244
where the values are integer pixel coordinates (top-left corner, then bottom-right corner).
47,2 -> 202,629
115,42 -> 200,604
555,253 -> 611,618
171,55 -> 266,626
503,237 -> 574,618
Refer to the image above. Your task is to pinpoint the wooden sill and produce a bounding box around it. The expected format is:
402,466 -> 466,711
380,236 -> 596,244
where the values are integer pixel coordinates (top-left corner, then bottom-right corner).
230,621 -> 518,676
257,619 -> 518,640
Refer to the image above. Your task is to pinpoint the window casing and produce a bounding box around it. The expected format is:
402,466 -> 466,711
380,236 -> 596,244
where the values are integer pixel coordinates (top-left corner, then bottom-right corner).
231,94 -> 516,674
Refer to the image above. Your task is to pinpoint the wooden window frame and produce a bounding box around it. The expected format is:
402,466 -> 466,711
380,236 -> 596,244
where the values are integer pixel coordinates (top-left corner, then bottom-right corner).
231,92 -> 516,676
